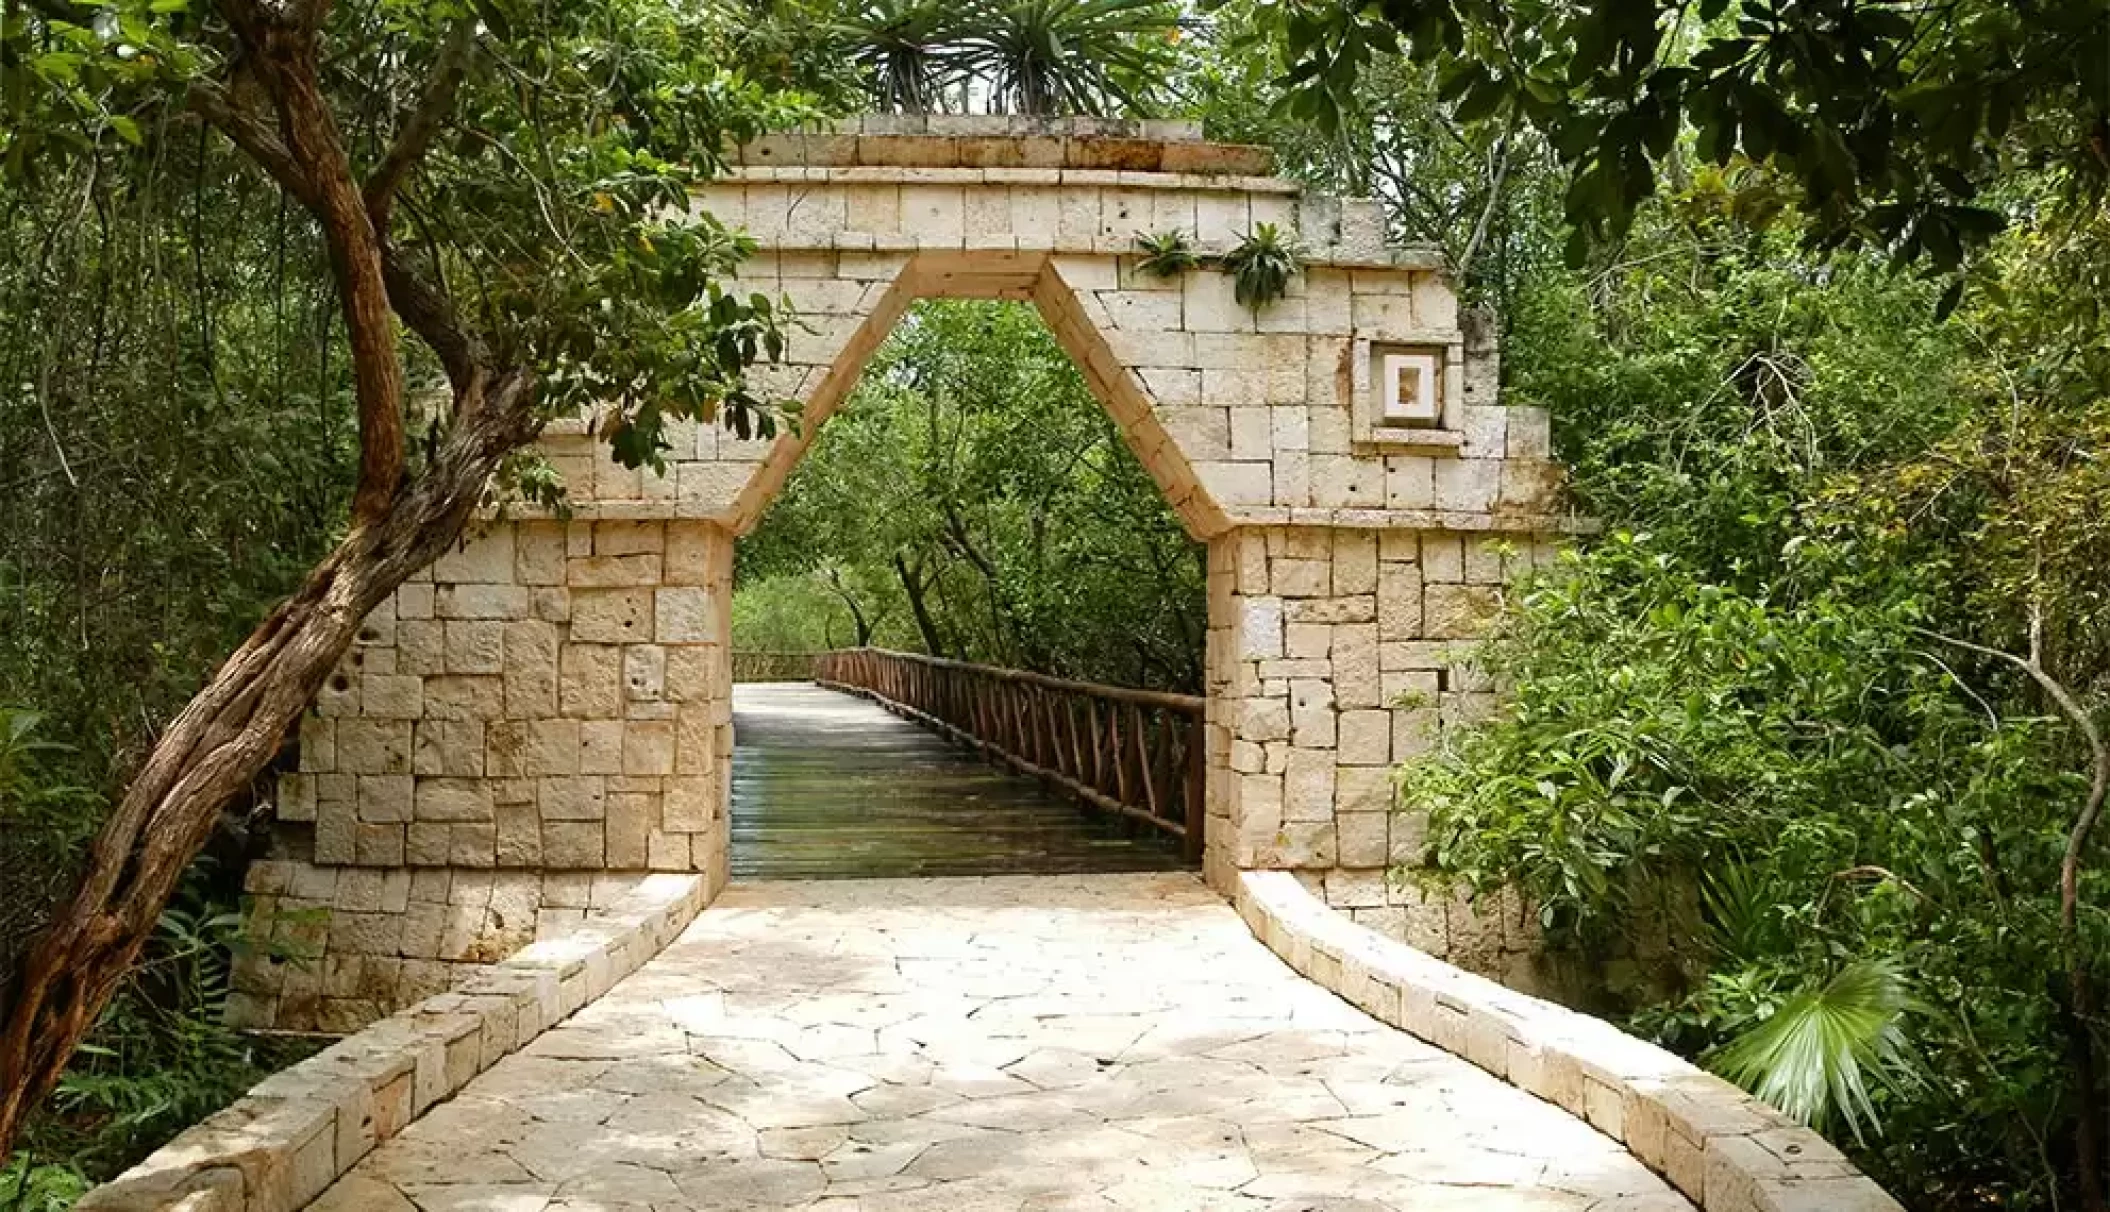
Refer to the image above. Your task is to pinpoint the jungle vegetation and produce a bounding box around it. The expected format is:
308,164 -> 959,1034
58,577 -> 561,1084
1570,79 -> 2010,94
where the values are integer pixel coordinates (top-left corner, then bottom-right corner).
1,0 -> 2108,1209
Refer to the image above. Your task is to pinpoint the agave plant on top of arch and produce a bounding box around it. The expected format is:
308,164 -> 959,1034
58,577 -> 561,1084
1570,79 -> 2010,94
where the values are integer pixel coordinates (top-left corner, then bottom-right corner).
835,0 -> 1184,116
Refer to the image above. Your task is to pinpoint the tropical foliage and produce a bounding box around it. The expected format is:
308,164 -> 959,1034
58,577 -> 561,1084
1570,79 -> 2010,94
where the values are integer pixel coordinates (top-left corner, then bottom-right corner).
733,300 -> 1205,693
1393,189 -> 2110,1209
833,0 -> 1181,116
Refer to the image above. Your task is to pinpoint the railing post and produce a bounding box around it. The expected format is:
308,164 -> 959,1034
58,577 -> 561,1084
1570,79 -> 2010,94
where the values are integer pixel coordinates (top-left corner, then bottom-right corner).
1183,715 -> 1206,864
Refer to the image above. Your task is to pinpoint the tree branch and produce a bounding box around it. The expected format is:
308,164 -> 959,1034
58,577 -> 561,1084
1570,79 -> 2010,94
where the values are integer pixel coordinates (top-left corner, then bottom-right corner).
363,16 -> 477,231
188,77 -> 320,209
214,0 -> 405,524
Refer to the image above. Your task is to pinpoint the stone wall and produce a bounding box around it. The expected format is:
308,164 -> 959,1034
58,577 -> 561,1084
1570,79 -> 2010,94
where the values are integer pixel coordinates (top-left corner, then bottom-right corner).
1203,523 -> 1571,993
237,114 -> 1588,1031
232,519 -> 738,1029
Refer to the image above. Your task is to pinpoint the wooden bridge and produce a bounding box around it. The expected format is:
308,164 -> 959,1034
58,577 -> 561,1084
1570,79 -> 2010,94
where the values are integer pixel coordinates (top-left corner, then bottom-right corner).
729,650 -> 1198,880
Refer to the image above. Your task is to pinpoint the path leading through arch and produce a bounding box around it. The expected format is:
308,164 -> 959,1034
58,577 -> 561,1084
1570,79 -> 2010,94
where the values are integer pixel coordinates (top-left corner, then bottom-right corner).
730,683 -> 1187,880
313,869 -> 1692,1211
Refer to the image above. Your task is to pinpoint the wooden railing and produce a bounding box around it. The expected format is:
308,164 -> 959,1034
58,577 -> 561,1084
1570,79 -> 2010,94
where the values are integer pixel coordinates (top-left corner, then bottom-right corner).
814,647 -> 1206,862
732,650 -> 819,682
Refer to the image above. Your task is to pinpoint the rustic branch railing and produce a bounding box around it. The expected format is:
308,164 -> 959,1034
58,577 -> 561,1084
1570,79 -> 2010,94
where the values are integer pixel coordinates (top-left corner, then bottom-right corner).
814,647 -> 1206,863
732,650 -> 820,682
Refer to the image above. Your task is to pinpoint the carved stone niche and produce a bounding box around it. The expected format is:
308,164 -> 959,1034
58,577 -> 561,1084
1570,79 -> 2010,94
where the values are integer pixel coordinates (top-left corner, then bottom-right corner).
1348,338 -> 1468,452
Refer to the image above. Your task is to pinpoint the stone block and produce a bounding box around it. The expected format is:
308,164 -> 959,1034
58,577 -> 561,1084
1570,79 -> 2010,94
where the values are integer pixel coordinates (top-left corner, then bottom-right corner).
1332,623 -> 1380,711
277,773 -> 318,823
566,554 -> 663,588
541,822 -> 605,867
1424,584 -> 1503,640
405,823 -> 451,867
356,823 -> 406,866
422,676 -> 505,721
432,529 -> 515,583
1337,710 -> 1391,765
606,794 -> 654,868
623,720 -> 677,776
1432,458 -> 1500,512
623,645 -> 667,702
299,716 -> 337,772
524,719 -> 582,775
442,621 -> 505,675
413,721 -> 485,778
1183,269 -> 1253,333
495,801 -> 542,867
540,777 -> 607,821
435,584 -> 531,620
662,777 -> 716,832
1270,558 -> 1331,598
357,775 -> 414,824
579,719 -> 625,775
397,620 -> 444,676
1283,748 -> 1336,824
1285,595 -> 1375,625
1289,680 -> 1335,748
516,521 -> 566,585
1336,811 -> 1390,867
416,778 -> 494,823
1284,622 -> 1331,660
397,582 -> 436,620
361,674 -> 423,720
1376,564 -> 1424,641
502,620 -> 560,718
1239,596 -> 1284,660
570,589 -> 654,644
674,705 -> 717,776
1276,821 -> 1336,868
338,720 -> 412,775
559,644 -> 623,718
1337,765 -> 1392,817
655,588 -> 716,643
1391,707 -> 1441,760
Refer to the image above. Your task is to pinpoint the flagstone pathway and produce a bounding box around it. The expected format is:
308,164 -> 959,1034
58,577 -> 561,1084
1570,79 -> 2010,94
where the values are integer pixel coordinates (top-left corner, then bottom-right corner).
313,873 -> 1692,1211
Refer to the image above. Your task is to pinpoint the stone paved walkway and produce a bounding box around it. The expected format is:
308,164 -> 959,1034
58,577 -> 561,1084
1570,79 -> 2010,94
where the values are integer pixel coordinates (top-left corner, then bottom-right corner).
315,874 -> 1692,1211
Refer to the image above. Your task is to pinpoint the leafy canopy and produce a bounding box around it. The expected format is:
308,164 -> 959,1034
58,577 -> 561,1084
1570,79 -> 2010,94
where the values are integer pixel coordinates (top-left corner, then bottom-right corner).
1260,0 -> 2110,277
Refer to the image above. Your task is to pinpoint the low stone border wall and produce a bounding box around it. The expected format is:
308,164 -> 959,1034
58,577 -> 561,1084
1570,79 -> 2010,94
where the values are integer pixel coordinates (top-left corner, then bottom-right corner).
77,873 -> 711,1212
1235,870 -> 1901,1212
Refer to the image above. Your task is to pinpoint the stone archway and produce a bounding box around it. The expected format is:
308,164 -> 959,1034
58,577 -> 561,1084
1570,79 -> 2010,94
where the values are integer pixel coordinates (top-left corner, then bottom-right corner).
229,115 -> 1583,1034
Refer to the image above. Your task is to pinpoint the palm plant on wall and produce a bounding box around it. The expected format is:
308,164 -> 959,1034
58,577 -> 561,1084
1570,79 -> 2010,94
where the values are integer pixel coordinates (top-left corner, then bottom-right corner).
963,0 -> 1180,116
833,0 -> 1179,116
835,0 -> 972,112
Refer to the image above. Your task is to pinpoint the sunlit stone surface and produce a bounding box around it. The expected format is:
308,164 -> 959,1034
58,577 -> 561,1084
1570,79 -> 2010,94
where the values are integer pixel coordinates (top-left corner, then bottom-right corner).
317,872 -> 1691,1211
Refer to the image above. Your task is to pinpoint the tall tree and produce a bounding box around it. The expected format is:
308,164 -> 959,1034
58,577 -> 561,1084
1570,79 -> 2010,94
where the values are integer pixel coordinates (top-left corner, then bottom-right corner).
0,0 -> 808,1159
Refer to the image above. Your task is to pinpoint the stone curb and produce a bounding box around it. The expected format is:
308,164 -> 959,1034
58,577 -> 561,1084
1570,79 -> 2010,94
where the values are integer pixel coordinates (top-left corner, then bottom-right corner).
1235,870 -> 1903,1212
76,873 -> 711,1212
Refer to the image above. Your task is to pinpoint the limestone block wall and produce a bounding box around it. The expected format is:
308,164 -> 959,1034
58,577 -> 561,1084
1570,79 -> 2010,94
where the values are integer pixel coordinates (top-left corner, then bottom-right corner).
1202,523 -> 1568,992
228,867 -> 673,1033
234,519 -> 737,1029
238,115 -> 1590,1033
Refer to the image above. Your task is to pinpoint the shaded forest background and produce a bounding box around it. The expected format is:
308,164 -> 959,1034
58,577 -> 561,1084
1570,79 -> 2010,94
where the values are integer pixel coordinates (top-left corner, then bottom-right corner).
3,0 -> 2110,1209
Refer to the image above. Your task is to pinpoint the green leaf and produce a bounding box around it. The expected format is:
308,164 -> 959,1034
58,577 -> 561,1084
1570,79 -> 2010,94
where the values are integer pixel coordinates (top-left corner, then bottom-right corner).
1713,959 -> 1920,1143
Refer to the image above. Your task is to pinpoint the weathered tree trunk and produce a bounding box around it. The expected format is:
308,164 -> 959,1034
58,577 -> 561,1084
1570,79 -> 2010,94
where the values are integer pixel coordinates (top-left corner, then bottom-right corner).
0,371 -> 538,1157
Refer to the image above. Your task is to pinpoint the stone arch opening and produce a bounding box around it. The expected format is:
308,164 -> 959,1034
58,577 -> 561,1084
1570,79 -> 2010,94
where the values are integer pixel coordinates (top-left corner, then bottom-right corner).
722,286 -> 1211,878
718,250 -> 1225,543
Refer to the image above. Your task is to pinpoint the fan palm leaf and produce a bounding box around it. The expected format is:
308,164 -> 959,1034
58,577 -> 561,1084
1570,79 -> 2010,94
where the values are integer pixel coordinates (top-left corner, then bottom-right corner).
1711,957 -> 1921,1143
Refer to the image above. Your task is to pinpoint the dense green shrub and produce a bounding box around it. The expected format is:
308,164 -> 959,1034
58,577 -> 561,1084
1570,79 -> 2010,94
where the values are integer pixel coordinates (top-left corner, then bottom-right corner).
1400,191 -> 2110,1209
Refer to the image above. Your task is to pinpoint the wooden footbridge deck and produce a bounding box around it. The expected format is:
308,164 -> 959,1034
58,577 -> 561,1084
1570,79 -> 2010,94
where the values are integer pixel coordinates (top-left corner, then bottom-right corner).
730,681 -> 1188,880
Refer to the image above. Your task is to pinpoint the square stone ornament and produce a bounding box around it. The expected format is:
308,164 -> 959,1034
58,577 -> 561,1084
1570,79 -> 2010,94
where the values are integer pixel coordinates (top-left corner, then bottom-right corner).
1352,339 -> 1469,451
